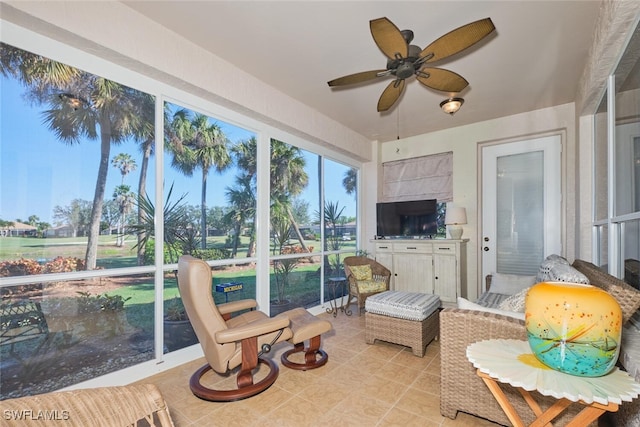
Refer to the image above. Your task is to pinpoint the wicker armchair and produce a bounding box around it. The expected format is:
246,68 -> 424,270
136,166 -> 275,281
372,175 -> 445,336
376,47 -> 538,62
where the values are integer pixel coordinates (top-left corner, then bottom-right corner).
440,308 -> 592,426
343,256 -> 391,315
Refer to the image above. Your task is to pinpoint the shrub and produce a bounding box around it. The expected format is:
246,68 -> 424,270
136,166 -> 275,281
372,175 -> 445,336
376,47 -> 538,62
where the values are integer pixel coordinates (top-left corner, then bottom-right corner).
143,239 -> 181,264
0,256 -> 84,277
0,258 -> 43,277
76,291 -> 131,313
43,256 -> 85,273
192,248 -> 231,261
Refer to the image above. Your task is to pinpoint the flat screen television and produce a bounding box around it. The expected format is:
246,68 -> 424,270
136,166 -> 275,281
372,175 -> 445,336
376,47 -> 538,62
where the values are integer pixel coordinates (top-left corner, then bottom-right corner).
376,199 -> 438,238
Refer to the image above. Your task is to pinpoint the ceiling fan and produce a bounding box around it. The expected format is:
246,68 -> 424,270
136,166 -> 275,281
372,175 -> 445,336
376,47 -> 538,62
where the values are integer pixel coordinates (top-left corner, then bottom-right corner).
327,17 -> 496,112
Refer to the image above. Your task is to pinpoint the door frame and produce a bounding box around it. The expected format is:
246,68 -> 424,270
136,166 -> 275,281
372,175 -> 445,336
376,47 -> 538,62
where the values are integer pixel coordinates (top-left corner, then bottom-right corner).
477,132 -> 564,294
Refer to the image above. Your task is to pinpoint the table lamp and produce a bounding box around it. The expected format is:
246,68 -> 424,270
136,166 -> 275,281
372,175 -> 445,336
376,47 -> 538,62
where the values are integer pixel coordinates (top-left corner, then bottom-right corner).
445,207 -> 467,240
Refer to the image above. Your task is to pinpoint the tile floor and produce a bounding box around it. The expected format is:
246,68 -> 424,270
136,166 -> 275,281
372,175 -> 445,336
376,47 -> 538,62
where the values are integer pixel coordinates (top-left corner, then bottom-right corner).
137,311 -> 504,426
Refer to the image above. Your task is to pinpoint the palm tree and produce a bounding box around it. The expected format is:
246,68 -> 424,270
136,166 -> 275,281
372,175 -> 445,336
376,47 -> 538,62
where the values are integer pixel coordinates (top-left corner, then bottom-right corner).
112,184 -> 136,247
130,93 -> 160,265
270,139 -> 309,251
0,43 -> 142,269
231,137 -> 258,257
225,174 -> 255,258
343,167 -> 357,197
111,153 -> 137,246
232,137 -> 310,254
127,184 -> 189,264
111,153 -> 137,186
167,109 -> 231,250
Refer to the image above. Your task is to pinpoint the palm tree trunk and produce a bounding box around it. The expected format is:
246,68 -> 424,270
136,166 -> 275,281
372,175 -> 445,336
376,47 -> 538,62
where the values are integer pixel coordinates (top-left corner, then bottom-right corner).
201,169 -> 207,250
287,207 -> 308,252
246,215 -> 256,257
232,223 -> 241,257
136,139 -> 152,265
85,123 -> 111,270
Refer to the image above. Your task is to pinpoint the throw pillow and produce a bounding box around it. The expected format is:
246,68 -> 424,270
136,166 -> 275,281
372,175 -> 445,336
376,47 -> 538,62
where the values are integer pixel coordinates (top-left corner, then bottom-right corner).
356,280 -> 387,293
545,254 -> 570,265
350,265 -> 373,281
537,259 -> 589,284
457,297 -> 525,320
489,273 -> 536,295
498,287 -> 530,312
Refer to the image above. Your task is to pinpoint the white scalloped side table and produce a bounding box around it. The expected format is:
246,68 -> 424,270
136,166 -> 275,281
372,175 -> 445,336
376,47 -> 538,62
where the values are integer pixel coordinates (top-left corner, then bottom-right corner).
466,339 -> 640,427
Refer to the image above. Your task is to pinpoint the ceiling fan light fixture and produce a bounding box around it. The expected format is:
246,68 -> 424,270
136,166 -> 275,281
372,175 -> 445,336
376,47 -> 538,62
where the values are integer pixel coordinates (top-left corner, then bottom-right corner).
440,97 -> 464,115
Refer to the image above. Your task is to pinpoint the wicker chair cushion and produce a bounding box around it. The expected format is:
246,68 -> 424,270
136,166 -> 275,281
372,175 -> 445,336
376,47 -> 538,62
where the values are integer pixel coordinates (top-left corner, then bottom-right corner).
366,291 -> 440,321
350,264 -> 373,281
356,279 -> 387,293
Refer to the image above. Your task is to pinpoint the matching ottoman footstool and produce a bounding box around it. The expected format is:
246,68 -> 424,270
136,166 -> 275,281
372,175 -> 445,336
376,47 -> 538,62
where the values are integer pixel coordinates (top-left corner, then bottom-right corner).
365,291 -> 441,357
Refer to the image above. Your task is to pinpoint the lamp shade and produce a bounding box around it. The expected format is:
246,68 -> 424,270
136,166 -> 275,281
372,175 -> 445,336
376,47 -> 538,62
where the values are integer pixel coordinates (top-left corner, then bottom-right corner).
445,207 -> 467,225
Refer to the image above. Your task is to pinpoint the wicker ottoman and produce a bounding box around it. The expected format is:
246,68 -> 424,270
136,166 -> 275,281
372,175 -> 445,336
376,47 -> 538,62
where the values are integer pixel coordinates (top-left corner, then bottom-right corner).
365,291 -> 441,357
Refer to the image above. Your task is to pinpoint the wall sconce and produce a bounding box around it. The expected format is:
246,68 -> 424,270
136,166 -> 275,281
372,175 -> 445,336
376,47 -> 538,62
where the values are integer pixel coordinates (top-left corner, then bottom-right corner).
440,97 -> 464,115
445,206 -> 467,239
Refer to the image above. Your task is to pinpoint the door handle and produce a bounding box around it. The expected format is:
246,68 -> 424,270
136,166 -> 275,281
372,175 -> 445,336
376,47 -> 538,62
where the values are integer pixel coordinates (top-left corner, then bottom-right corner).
484,237 -> 490,242
483,247 -> 489,251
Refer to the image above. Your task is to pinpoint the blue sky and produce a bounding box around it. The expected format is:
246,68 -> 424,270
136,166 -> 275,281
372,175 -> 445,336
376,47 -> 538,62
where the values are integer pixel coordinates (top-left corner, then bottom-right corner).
0,76 -> 356,225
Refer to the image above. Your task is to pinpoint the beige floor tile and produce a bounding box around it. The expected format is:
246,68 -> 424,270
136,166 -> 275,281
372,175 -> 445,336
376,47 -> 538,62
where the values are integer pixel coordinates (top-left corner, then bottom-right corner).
412,371 -> 440,395
393,386 -> 446,424
376,360 -> 423,385
262,394 -> 326,426
378,407 -> 442,427
143,310 -> 503,427
333,391 -> 393,423
360,374 -> 408,405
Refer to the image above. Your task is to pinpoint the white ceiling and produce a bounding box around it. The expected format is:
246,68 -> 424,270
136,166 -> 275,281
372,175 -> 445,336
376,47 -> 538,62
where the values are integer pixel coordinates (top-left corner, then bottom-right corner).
124,1 -> 601,143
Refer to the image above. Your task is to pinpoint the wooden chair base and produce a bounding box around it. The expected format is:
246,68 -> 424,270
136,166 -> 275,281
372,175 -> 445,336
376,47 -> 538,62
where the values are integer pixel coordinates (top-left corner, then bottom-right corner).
281,338 -> 328,370
189,358 -> 279,402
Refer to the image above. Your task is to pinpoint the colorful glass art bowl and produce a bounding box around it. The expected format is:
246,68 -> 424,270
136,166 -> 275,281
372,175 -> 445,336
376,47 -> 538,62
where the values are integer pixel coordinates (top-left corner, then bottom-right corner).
525,281 -> 622,377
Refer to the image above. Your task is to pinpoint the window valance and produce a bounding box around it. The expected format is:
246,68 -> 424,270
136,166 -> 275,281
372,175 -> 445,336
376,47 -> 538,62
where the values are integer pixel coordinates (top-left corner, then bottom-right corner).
382,152 -> 453,202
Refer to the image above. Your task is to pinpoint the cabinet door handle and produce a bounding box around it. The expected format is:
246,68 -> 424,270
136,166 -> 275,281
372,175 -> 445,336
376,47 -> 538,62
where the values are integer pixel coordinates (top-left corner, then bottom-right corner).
406,246 -> 417,250
379,246 -> 389,249
438,247 -> 451,251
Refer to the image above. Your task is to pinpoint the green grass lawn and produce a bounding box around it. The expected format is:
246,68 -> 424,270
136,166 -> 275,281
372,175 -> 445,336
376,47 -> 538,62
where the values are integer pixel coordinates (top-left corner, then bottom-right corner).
2,234 -> 356,333
0,235 -> 356,265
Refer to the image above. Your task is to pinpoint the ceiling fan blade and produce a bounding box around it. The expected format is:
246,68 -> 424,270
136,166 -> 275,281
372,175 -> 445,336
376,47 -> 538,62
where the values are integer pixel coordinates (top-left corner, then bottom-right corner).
370,17 -> 408,60
377,79 -> 405,112
327,69 -> 387,87
416,68 -> 469,92
420,18 -> 495,63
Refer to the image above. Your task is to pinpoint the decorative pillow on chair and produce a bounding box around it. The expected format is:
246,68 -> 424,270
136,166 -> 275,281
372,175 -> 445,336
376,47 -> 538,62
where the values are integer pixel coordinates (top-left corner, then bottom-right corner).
489,273 -> 536,295
350,265 -> 373,281
498,287 -> 530,312
457,297 -> 525,320
357,280 -> 387,294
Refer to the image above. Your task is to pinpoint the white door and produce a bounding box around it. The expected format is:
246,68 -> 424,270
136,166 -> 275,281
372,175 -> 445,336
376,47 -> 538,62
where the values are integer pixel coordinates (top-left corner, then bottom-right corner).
481,135 -> 562,286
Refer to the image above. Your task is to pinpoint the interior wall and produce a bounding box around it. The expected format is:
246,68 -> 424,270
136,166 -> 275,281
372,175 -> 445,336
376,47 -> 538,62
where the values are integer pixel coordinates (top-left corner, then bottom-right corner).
377,103 -> 576,300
